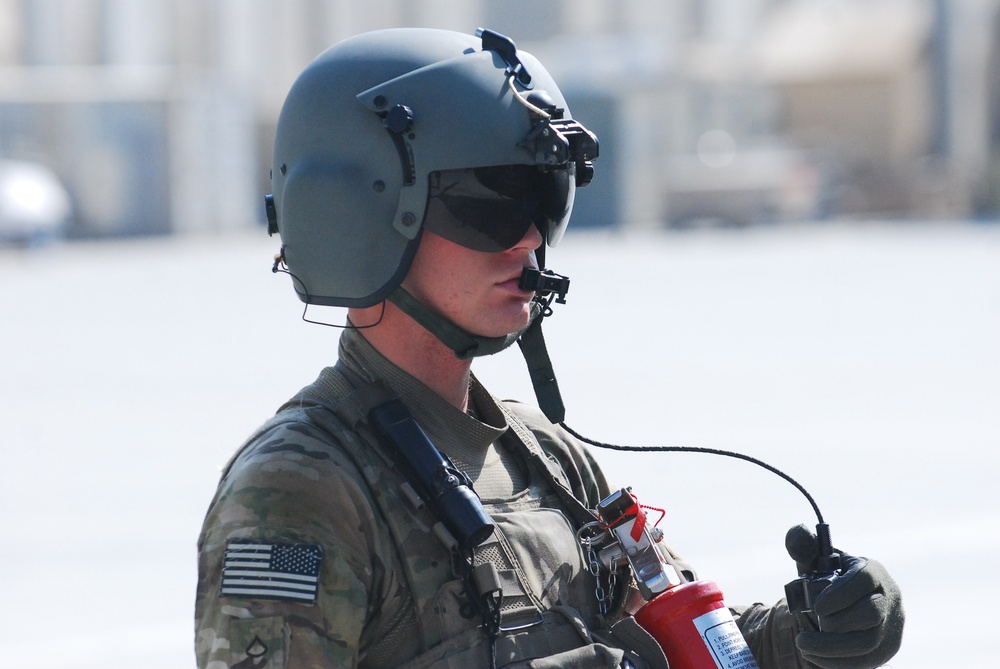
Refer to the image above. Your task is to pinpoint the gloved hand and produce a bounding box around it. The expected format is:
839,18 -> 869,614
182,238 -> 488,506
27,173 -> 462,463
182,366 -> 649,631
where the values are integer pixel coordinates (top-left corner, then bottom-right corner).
785,524 -> 904,669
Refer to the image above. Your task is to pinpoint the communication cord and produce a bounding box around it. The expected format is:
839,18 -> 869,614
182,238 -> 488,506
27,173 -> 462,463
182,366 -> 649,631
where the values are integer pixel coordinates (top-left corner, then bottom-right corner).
559,422 -> 826,525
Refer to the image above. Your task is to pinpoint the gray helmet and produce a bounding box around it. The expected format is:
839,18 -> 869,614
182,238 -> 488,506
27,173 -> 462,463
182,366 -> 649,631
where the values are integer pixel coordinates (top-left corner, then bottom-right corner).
265,27 -> 598,307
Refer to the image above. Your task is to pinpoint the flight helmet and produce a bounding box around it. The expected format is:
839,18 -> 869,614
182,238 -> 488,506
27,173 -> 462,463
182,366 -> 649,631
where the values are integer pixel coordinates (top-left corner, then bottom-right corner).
265,27 -> 598,309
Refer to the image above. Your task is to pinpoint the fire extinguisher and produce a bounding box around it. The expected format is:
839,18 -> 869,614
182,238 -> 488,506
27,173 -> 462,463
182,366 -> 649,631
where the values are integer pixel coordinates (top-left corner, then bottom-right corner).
584,488 -> 760,669
564,418 -> 850,669
585,486 -> 844,669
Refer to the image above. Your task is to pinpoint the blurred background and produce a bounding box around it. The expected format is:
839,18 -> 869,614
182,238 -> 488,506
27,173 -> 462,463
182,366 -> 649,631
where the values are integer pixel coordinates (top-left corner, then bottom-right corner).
2,0 -> 1000,239
1,1 -> 998,668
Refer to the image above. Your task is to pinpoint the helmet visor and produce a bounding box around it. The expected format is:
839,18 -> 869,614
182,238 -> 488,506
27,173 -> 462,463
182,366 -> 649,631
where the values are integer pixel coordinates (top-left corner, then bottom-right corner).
424,164 -> 575,253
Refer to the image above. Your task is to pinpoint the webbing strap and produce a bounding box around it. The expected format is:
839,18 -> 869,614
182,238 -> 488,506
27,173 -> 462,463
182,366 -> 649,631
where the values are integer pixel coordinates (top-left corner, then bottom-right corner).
497,403 -> 597,532
388,286 -> 539,359
516,310 -> 566,423
386,284 -> 565,426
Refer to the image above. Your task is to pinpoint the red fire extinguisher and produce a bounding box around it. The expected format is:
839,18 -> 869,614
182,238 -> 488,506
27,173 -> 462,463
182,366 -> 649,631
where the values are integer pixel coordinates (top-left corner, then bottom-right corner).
635,580 -> 758,669
590,489 -> 760,669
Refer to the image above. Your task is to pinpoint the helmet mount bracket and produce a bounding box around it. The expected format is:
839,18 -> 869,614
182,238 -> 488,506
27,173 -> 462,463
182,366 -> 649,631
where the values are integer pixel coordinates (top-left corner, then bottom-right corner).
521,119 -> 599,188
477,28 -> 533,89
382,104 -> 417,187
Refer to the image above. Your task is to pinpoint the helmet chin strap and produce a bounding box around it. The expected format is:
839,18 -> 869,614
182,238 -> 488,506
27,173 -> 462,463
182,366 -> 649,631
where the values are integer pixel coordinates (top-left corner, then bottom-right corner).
387,286 -> 566,423
514,302 -> 565,423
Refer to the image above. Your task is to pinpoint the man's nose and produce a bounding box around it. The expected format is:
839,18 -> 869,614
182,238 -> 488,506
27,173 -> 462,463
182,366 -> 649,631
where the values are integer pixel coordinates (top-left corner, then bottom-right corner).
515,221 -> 544,251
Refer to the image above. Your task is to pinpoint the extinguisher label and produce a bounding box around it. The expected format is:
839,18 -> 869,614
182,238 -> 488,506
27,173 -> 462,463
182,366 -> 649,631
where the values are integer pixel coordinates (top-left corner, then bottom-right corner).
692,608 -> 760,669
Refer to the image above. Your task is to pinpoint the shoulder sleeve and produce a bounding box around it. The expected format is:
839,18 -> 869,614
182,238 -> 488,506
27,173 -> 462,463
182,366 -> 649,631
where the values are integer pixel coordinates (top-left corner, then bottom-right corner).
502,400 -> 612,509
194,415 -> 412,668
733,600 -> 809,669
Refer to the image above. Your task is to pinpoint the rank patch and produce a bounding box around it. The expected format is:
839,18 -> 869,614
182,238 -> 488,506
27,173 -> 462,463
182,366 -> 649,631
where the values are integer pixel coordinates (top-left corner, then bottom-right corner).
220,541 -> 323,603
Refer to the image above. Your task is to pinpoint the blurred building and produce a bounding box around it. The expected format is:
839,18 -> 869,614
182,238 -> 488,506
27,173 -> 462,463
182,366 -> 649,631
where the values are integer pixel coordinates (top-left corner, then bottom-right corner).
0,0 -> 997,237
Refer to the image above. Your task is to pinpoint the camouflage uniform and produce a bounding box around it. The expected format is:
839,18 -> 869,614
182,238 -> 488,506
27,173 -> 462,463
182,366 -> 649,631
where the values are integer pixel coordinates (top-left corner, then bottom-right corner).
196,328 -> 676,668
195,328 -> 811,668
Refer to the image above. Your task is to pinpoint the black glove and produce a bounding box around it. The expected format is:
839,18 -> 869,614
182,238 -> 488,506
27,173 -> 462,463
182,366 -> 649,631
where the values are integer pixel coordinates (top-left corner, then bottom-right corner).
785,524 -> 904,669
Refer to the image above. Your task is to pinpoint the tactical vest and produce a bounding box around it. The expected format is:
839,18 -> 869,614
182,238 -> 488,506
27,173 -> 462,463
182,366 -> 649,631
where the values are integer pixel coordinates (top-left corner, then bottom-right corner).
241,363 -> 668,669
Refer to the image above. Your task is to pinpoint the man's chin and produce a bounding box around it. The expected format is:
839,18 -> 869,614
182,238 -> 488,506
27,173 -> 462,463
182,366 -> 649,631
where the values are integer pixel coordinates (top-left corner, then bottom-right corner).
470,308 -> 533,339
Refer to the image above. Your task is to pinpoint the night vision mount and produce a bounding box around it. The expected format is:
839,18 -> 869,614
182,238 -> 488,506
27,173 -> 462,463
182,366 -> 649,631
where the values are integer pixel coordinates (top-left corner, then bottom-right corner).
478,27 -> 599,188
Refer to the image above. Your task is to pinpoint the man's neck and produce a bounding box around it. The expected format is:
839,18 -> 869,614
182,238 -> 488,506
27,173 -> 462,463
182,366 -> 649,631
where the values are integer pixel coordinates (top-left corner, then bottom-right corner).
349,303 -> 472,411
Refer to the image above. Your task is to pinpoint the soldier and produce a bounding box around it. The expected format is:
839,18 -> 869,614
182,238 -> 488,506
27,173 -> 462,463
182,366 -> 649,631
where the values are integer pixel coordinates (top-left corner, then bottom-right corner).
195,27 -> 903,669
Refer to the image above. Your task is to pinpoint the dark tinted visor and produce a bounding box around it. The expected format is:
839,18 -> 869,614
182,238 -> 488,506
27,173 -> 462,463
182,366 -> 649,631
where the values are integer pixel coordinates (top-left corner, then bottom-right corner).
424,164 -> 575,252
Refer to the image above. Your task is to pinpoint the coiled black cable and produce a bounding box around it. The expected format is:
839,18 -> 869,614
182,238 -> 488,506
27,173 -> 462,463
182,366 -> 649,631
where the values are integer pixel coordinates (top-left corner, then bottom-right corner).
559,422 -> 826,525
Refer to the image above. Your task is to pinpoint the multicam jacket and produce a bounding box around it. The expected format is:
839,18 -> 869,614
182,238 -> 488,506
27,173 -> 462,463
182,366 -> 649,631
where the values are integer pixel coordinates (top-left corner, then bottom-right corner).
195,329 -> 804,668
195,329 -> 672,669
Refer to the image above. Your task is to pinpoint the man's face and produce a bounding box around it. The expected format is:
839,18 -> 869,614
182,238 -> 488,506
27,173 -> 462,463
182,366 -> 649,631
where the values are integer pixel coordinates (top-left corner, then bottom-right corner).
402,223 -> 543,338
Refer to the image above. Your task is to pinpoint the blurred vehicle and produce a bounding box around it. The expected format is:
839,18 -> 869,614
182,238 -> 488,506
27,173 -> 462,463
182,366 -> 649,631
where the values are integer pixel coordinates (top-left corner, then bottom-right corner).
0,159 -> 72,246
662,133 -> 832,228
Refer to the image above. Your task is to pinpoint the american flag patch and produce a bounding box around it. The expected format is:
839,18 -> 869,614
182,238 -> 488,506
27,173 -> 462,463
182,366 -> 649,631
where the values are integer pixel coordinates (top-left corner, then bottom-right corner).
220,541 -> 323,603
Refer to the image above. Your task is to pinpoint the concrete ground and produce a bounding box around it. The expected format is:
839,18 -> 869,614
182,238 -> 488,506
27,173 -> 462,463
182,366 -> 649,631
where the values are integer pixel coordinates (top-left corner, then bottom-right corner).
2,220 -> 997,668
